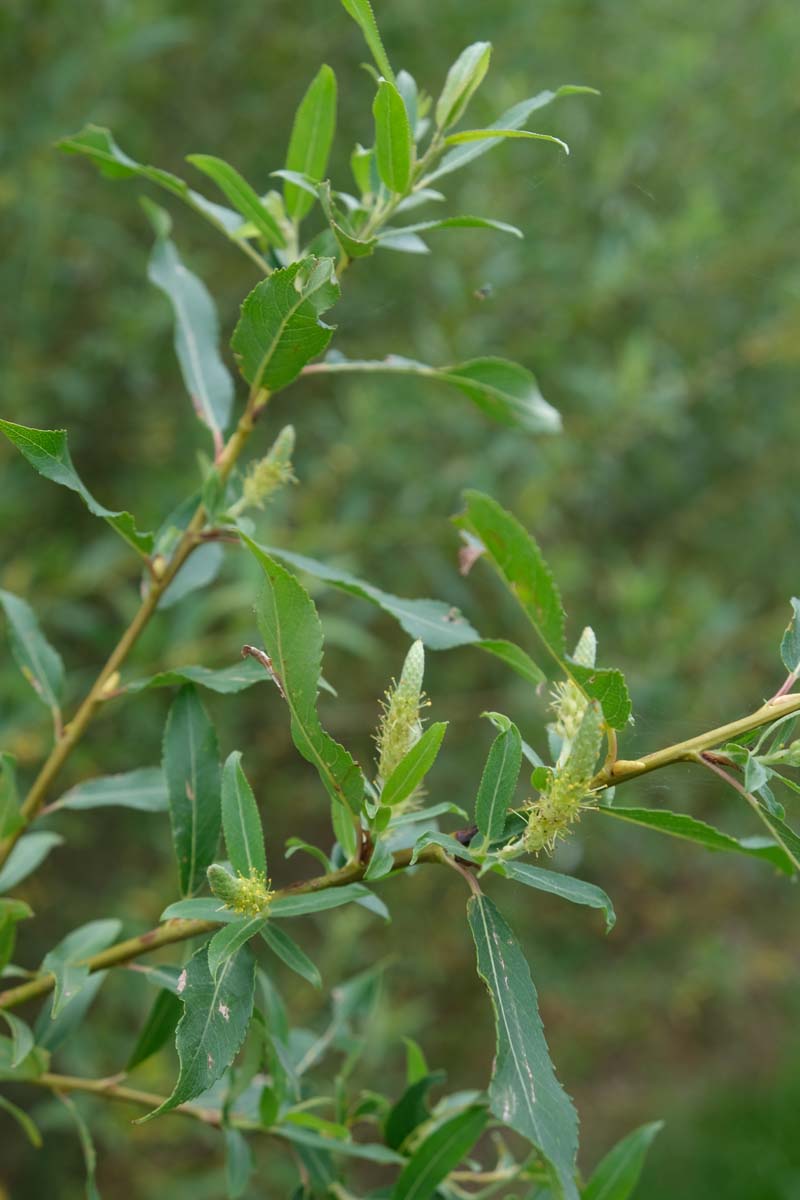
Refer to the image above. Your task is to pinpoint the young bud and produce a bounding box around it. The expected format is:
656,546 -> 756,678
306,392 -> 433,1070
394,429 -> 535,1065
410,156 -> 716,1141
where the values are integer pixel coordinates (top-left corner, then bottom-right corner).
375,640 -> 428,789
207,863 -> 274,917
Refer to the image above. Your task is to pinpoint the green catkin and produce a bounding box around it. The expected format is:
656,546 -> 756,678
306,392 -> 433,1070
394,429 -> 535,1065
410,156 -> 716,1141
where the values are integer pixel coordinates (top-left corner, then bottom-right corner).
549,626 -> 597,767
233,425 -> 296,515
207,864 -> 274,917
375,640 -> 428,794
525,700 -> 604,854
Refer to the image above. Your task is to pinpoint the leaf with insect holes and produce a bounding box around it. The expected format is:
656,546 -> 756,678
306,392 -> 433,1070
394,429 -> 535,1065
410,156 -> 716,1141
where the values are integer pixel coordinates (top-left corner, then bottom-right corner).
243,538 -> 365,814
469,894 -> 579,1200
163,685 -> 221,896
456,491 -> 631,728
145,204 -> 234,440
139,943 -> 255,1121
373,79 -> 414,194
221,752 -> 266,878
0,422 -> 153,556
186,154 -> 286,247
284,66 -> 338,220
306,354 -> 560,434
0,589 -> 64,713
231,258 -> 339,394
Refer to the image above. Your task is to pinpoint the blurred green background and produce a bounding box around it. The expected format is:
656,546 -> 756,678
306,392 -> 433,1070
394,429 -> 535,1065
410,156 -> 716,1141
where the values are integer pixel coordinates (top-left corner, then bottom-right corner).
2,0 -> 799,1195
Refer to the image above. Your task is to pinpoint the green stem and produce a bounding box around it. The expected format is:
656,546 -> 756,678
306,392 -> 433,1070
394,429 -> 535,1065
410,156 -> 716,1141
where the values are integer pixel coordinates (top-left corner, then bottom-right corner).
0,396 -> 268,870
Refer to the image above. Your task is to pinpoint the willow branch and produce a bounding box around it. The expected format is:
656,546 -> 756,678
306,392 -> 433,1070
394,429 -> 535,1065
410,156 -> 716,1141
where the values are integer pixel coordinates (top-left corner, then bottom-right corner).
0,395 -> 268,870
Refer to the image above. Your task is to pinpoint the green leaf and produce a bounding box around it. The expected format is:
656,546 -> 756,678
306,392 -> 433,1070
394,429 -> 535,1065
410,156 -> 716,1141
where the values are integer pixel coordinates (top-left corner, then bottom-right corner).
0,753 -> 22,838
0,897 -> 33,973
444,127 -> 569,155
373,79 -> 414,194
378,214 -> 522,240
435,42 -> 492,129
60,1094 -> 101,1200
745,801 -> 800,874
404,1037 -> 429,1084
476,639 -> 546,687
52,768 -> 167,813
160,897 -> 234,923
0,1035 -> 49,1080
468,893 -> 579,1200
456,492 -> 631,728
410,831 -> 477,866
384,1070 -> 446,1150
158,544 -> 224,610
163,685 -> 222,896
42,918 -> 122,1018
35,970 -> 109,1052
339,0 -> 395,84
583,1121 -> 664,1200
186,154 -> 286,247
0,589 -> 64,713
225,1127 -> 254,1199
271,883 -> 381,919
221,752 -> 266,878
145,206 -> 234,439
780,597 -> 800,673
244,540 -> 365,814
594,804 -> 795,875
497,861 -> 616,932
231,257 -> 339,394
475,718 -> 522,843
260,923 -> 322,987
0,1092 -> 42,1148
307,354 -> 561,435
258,542 -> 480,649
318,181 -> 377,258
127,988 -> 183,1071
0,832 -> 63,893
427,86 -> 597,183
125,658 -> 268,695
391,1105 -> 488,1199
275,1123 -> 403,1164
380,723 -> 448,806
139,943 -> 255,1122
0,422 -> 152,556
208,916 -> 268,978
285,65 -> 338,221
0,1010 -> 34,1069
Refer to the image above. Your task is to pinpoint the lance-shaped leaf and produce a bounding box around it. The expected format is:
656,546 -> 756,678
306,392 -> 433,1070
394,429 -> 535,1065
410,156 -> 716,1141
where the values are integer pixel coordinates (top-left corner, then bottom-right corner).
380,722 -> 448,807
426,86 -> 598,183
145,203 -> 234,440
42,919 -> 122,1018
60,1094 -> 100,1200
780,597 -> 800,674
0,1093 -> 42,1148
468,893 -> 579,1200
163,685 -> 222,896
256,541 -> 479,649
139,943 -> 255,1122
285,65 -> 338,220
384,1069 -> 446,1150
496,860 -> 615,932
0,588 -> 64,713
304,354 -> 561,434
594,804 -> 795,875
456,492 -> 631,728
186,154 -> 286,248
377,214 -> 522,241
221,752 -> 266,878
260,923 -> 321,987
231,257 -> 340,394
0,754 -> 22,839
35,970 -> 110,1053
52,768 -> 167,813
0,832 -> 63,893
445,127 -> 569,155
208,915 -> 268,978
435,42 -> 492,129
319,181 -> 377,259
125,657 -> 269,695
0,421 -> 153,556
0,1010 -> 34,1070
373,79 -> 414,194
477,639 -> 546,687
56,125 -> 245,236
339,0 -> 395,83
474,713 -> 522,843
270,883 -> 383,919
127,988 -> 183,1071
243,539 -> 364,814
583,1120 -> 664,1200
0,898 -> 32,973
391,1105 -> 488,1199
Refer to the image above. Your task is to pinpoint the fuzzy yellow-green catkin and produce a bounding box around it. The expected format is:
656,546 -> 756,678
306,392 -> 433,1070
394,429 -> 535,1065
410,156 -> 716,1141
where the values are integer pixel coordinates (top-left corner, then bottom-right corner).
525,700 -> 604,854
233,425 -> 296,516
375,640 -> 427,794
549,626 -> 597,767
207,864 -> 274,917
